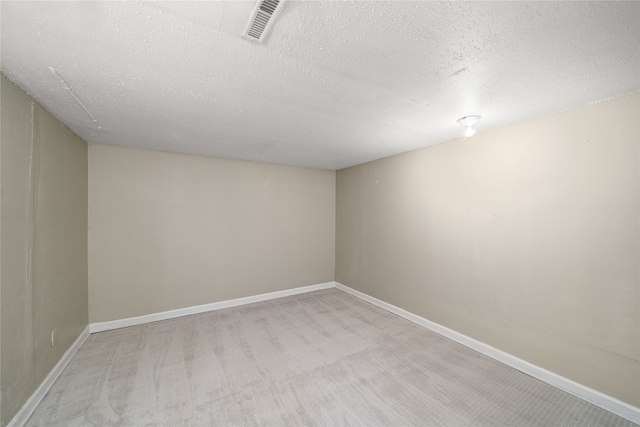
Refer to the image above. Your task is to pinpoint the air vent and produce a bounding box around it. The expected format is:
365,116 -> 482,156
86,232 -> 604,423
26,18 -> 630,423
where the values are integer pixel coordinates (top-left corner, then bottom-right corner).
244,0 -> 286,43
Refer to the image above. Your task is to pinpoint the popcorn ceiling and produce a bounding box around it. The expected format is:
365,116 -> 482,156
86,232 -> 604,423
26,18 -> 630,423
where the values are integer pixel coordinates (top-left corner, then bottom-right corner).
1,1 -> 638,170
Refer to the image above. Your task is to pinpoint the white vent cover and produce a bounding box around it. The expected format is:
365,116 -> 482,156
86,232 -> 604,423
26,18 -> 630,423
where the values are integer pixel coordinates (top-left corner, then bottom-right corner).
244,0 -> 286,43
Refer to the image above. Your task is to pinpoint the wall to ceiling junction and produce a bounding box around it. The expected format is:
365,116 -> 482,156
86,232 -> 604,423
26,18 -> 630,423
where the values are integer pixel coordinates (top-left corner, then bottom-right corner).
336,93 -> 640,407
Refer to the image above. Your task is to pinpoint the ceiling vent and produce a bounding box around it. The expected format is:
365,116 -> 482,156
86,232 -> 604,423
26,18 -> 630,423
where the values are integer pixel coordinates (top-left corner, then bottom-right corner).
244,0 -> 286,43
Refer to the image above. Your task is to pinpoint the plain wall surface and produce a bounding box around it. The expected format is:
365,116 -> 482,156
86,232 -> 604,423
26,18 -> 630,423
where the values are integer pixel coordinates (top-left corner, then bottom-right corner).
336,93 -> 640,406
0,75 -> 88,426
88,144 -> 335,323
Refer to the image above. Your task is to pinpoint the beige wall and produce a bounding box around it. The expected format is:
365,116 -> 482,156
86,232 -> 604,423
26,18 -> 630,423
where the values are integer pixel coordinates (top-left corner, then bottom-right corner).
88,144 -> 335,323
0,75 -> 88,426
336,93 -> 640,406
1,69 -> 635,421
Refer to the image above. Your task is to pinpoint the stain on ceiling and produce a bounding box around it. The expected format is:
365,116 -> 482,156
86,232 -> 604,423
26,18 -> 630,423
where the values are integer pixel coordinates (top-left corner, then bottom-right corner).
2,1 -> 639,170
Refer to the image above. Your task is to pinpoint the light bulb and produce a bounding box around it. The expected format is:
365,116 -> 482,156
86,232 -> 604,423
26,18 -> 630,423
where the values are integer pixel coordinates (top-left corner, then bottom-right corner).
457,115 -> 481,138
465,126 -> 476,137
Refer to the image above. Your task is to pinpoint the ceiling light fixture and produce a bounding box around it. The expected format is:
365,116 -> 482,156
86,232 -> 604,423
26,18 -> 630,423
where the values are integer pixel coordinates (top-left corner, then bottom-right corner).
457,115 -> 481,137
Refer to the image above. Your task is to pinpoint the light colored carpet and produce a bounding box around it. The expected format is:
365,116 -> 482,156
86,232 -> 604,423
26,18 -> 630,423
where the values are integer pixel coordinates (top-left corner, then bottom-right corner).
26,289 -> 635,426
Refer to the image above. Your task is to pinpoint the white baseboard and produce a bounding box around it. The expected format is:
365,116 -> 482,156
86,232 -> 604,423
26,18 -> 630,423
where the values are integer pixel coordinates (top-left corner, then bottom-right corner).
10,282 -> 638,426
7,326 -> 90,427
7,283 -> 333,427
334,282 -> 640,425
90,282 -> 335,333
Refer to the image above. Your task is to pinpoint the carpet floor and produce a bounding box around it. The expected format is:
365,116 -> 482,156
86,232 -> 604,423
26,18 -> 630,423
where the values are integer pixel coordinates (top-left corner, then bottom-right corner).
26,288 -> 636,426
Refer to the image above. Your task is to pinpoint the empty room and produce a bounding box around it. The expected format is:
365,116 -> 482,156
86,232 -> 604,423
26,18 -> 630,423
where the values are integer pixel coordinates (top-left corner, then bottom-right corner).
1,1 -> 638,426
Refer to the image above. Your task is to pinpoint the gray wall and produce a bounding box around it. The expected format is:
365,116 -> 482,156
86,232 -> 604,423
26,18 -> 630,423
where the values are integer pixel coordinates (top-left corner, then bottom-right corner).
1,76 -> 88,426
336,93 -> 640,406
88,144 -> 335,323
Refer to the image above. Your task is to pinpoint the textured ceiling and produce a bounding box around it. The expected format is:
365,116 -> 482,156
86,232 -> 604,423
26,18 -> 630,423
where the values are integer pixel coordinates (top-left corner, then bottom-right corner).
2,1 -> 639,170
